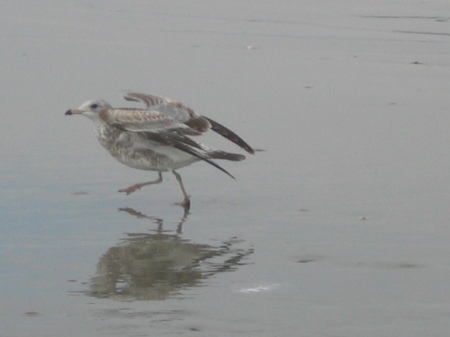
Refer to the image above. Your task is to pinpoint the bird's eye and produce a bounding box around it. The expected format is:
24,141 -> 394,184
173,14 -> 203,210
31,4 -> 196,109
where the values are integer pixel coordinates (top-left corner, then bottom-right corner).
90,104 -> 98,109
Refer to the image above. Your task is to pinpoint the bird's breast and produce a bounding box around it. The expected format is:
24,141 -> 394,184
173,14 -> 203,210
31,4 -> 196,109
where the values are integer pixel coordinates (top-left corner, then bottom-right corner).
95,124 -> 197,171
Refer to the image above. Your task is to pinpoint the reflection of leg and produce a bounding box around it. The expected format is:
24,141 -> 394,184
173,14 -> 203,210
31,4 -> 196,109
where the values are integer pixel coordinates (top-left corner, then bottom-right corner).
118,172 -> 163,195
172,170 -> 191,209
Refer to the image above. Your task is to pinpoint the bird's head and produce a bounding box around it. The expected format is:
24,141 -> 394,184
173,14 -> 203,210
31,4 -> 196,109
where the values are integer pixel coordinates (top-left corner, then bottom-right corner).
65,99 -> 112,121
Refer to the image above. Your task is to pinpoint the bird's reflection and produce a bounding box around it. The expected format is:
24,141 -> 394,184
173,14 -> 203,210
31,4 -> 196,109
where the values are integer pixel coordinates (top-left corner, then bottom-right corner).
118,206 -> 187,233
88,207 -> 253,301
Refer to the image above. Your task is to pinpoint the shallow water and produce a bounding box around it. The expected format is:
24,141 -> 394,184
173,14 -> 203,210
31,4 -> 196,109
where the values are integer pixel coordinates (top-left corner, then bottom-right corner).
2,1 -> 450,336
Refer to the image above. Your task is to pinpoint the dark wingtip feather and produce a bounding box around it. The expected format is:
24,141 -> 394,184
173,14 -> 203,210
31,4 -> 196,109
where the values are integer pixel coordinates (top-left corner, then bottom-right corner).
203,116 -> 255,154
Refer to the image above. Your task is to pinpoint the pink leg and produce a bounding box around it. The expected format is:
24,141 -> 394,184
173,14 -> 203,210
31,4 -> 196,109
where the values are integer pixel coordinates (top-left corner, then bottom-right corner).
118,172 -> 163,195
172,170 -> 191,210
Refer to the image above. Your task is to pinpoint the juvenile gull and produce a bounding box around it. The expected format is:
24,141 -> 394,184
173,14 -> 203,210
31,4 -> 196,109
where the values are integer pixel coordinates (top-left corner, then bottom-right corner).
65,93 -> 254,209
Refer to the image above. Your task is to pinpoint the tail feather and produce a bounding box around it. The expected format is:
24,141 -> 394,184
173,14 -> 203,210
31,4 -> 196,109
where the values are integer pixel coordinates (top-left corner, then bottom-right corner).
209,151 -> 245,161
153,132 -> 236,179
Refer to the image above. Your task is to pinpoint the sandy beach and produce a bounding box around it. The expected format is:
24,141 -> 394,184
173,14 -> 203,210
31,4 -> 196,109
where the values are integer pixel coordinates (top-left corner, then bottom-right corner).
1,1 -> 450,336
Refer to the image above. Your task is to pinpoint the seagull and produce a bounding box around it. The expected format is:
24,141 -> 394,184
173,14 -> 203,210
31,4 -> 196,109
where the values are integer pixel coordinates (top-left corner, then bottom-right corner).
65,93 -> 254,209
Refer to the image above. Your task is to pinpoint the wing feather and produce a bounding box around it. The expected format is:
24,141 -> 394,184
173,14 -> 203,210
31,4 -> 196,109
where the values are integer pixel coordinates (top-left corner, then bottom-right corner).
124,92 -> 167,108
203,116 -> 255,154
124,93 -> 211,132
100,108 -> 200,136
123,92 -> 254,153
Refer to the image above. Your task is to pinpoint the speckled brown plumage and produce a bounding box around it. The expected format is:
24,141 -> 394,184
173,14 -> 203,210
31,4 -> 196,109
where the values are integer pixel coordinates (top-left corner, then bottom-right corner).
65,93 -> 254,209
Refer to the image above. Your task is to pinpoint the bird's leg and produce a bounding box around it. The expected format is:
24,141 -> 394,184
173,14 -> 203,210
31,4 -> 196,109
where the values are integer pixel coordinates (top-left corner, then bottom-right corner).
172,170 -> 191,210
118,172 -> 163,195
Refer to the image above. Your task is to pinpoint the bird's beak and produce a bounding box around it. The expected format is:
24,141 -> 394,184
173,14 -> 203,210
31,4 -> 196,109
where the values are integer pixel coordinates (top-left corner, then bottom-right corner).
65,109 -> 83,115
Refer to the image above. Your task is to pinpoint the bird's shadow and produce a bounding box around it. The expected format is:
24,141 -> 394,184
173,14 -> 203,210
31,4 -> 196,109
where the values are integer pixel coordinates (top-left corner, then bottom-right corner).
83,206 -> 254,301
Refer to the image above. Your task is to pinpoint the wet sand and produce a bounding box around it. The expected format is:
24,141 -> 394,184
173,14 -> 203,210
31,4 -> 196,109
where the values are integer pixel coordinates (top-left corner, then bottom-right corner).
2,1 -> 450,336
